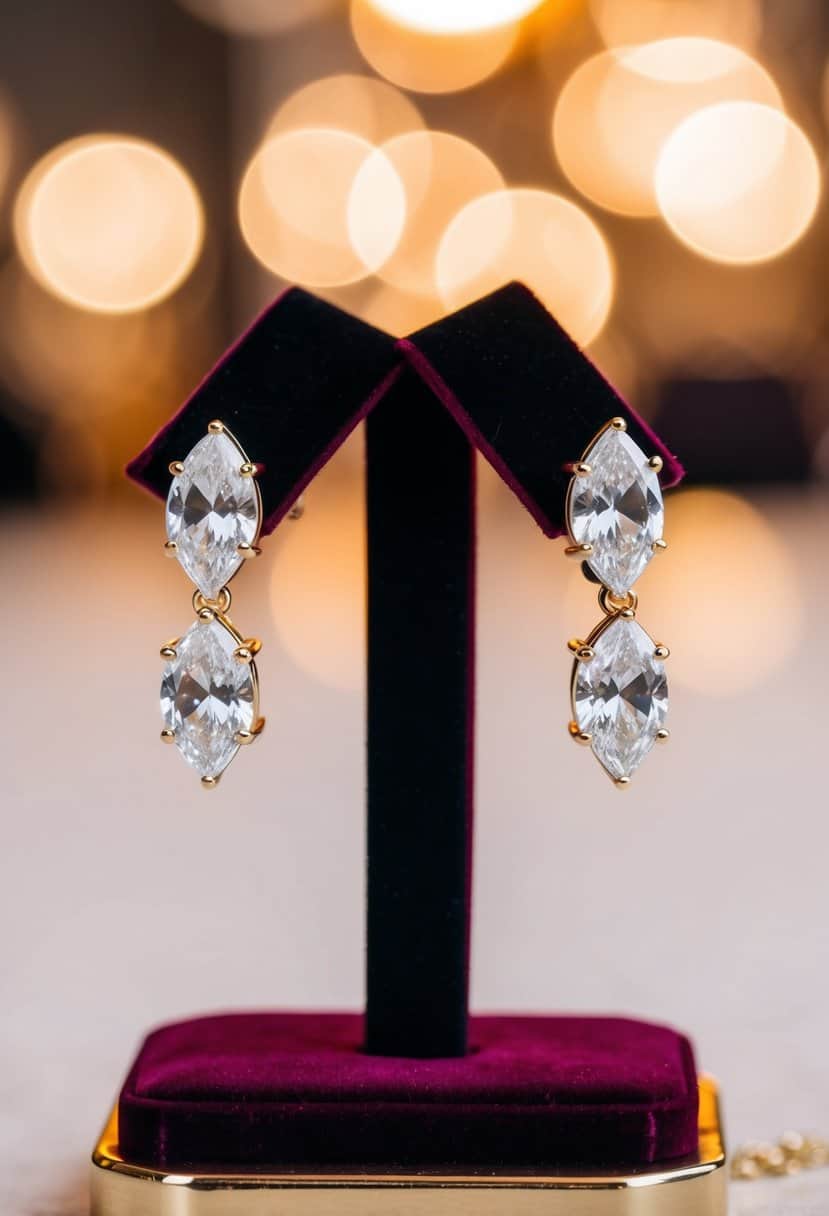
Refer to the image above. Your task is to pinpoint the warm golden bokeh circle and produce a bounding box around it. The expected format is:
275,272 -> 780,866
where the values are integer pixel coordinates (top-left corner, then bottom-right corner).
352,131 -> 504,297
436,188 -> 614,346
14,135 -> 204,314
655,101 -> 821,264
589,0 -> 762,51
270,445 -> 365,693
552,39 -> 781,217
350,0 -> 518,94
636,489 -> 803,696
366,0 -> 544,33
269,74 -> 424,145
238,128 -> 405,287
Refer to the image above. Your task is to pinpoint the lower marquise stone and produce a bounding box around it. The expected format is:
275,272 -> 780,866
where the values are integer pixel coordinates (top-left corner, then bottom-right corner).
573,615 -> 668,781
160,616 -> 256,780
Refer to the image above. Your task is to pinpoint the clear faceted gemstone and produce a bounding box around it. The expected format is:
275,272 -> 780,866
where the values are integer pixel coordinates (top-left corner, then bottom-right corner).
574,616 -> 668,781
161,617 -> 256,779
166,431 -> 260,599
568,428 -> 664,595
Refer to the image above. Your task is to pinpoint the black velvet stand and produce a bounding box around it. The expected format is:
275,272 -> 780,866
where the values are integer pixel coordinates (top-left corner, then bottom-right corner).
110,284 -> 720,1199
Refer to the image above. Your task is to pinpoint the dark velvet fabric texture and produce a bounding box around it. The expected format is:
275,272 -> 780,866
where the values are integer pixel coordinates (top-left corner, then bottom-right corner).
125,287 -> 399,536
399,283 -> 684,539
365,368 -> 475,1058
118,1013 -> 700,1171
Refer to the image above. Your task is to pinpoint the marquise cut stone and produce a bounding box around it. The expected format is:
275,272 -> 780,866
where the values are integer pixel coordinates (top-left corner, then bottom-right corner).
568,428 -> 664,595
161,617 -> 256,779
574,616 -> 668,781
166,431 -> 261,599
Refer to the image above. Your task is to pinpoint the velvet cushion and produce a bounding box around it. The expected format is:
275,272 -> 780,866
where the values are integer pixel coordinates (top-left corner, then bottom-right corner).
118,1013 -> 699,1171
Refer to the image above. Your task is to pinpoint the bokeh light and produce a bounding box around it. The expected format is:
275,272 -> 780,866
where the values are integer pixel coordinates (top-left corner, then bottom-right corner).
14,135 -> 204,313
552,39 -> 781,217
350,0 -> 518,94
270,74 -> 423,145
655,102 -> 821,264
239,128 -> 405,287
270,441 -> 365,692
366,0 -> 543,34
177,0 -> 340,36
590,0 -> 761,50
352,131 -> 504,298
436,189 -> 614,346
639,489 -> 803,696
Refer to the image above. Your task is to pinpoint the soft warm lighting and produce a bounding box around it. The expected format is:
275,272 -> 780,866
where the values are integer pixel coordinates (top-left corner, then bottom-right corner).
270,443 -> 365,693
270,74 -> 423,145
365,0 -> 543,33
636,490 -> 802,696
357,281 -> 448,336
436,189 -> 613,346
14,135 -> 203,313
238,129 -> 405,287
351,132 -> 504,297
350,0 -> 517,94
590,0 -> 761,50
552,39 -> 781,217
655,102 -> 821,264
0,92 -> 13,206
177,0 -> 338,35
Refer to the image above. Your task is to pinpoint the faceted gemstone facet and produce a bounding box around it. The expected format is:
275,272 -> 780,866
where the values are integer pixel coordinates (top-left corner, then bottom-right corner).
573,616 -> 668,781
161,617 -> 256,779
568,428 -> 664,595
166,431 -> 260,599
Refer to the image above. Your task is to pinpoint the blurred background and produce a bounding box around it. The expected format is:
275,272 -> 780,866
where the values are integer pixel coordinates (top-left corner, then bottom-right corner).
1,2 -> 828,1212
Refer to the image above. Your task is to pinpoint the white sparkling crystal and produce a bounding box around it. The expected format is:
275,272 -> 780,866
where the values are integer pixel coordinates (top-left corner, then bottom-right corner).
166,431 -> 261,599
161,617 -> 256,779
574,616 -> 668,781
568,428 -> 664,595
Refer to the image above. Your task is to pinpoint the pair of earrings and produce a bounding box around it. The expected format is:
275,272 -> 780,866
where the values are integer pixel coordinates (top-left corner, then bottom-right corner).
159,416 -> 669,789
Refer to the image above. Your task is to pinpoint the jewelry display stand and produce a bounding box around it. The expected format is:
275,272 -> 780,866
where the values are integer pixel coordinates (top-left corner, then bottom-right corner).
94,284 -> 726,1214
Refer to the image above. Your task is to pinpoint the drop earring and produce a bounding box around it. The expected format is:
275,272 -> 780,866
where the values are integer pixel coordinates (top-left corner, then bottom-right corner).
564,417 -> 670,786
159,419 -> 266,788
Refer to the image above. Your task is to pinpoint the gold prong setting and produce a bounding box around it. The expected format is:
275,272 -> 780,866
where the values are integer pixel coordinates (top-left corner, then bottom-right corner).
564,417 -> 671,786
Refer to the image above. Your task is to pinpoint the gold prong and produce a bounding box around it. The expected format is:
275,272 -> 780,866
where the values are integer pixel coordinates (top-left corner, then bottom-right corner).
610,417 -> 627,431
237,542 -> 262,559
208,420 -> 224,434
197,606 -> 216,622
160,640 -> 179,659
163,540 -> 178,556
563,461 -> 592,476
567,642 -> 595,662
233,638 -> 261,663
619,607 -> 636,619
653,538 -> 668,553
201,774 -> 220,789
648,455 -> 664,473
235,717 -> 266,746
654,644 -> 670,660
239,462 -> 256,477
160,728 -> 175,744
656,728 -> 670,743
567,637 -> 587,654
565,543 -> 593,559
168,461 -> 184,476
568,721 -> 592,745
614,775 -> 631,788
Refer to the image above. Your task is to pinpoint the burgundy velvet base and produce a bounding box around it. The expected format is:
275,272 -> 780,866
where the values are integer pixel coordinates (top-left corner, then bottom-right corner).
118,1013 -> 699,1172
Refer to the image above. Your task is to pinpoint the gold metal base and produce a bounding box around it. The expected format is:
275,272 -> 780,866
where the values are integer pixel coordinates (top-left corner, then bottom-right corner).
91,1077 -> 726,1215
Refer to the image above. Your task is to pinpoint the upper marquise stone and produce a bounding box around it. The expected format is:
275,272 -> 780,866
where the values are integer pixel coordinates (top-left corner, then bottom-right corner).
166,431 -> 261,599
567,427 -> 664,596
